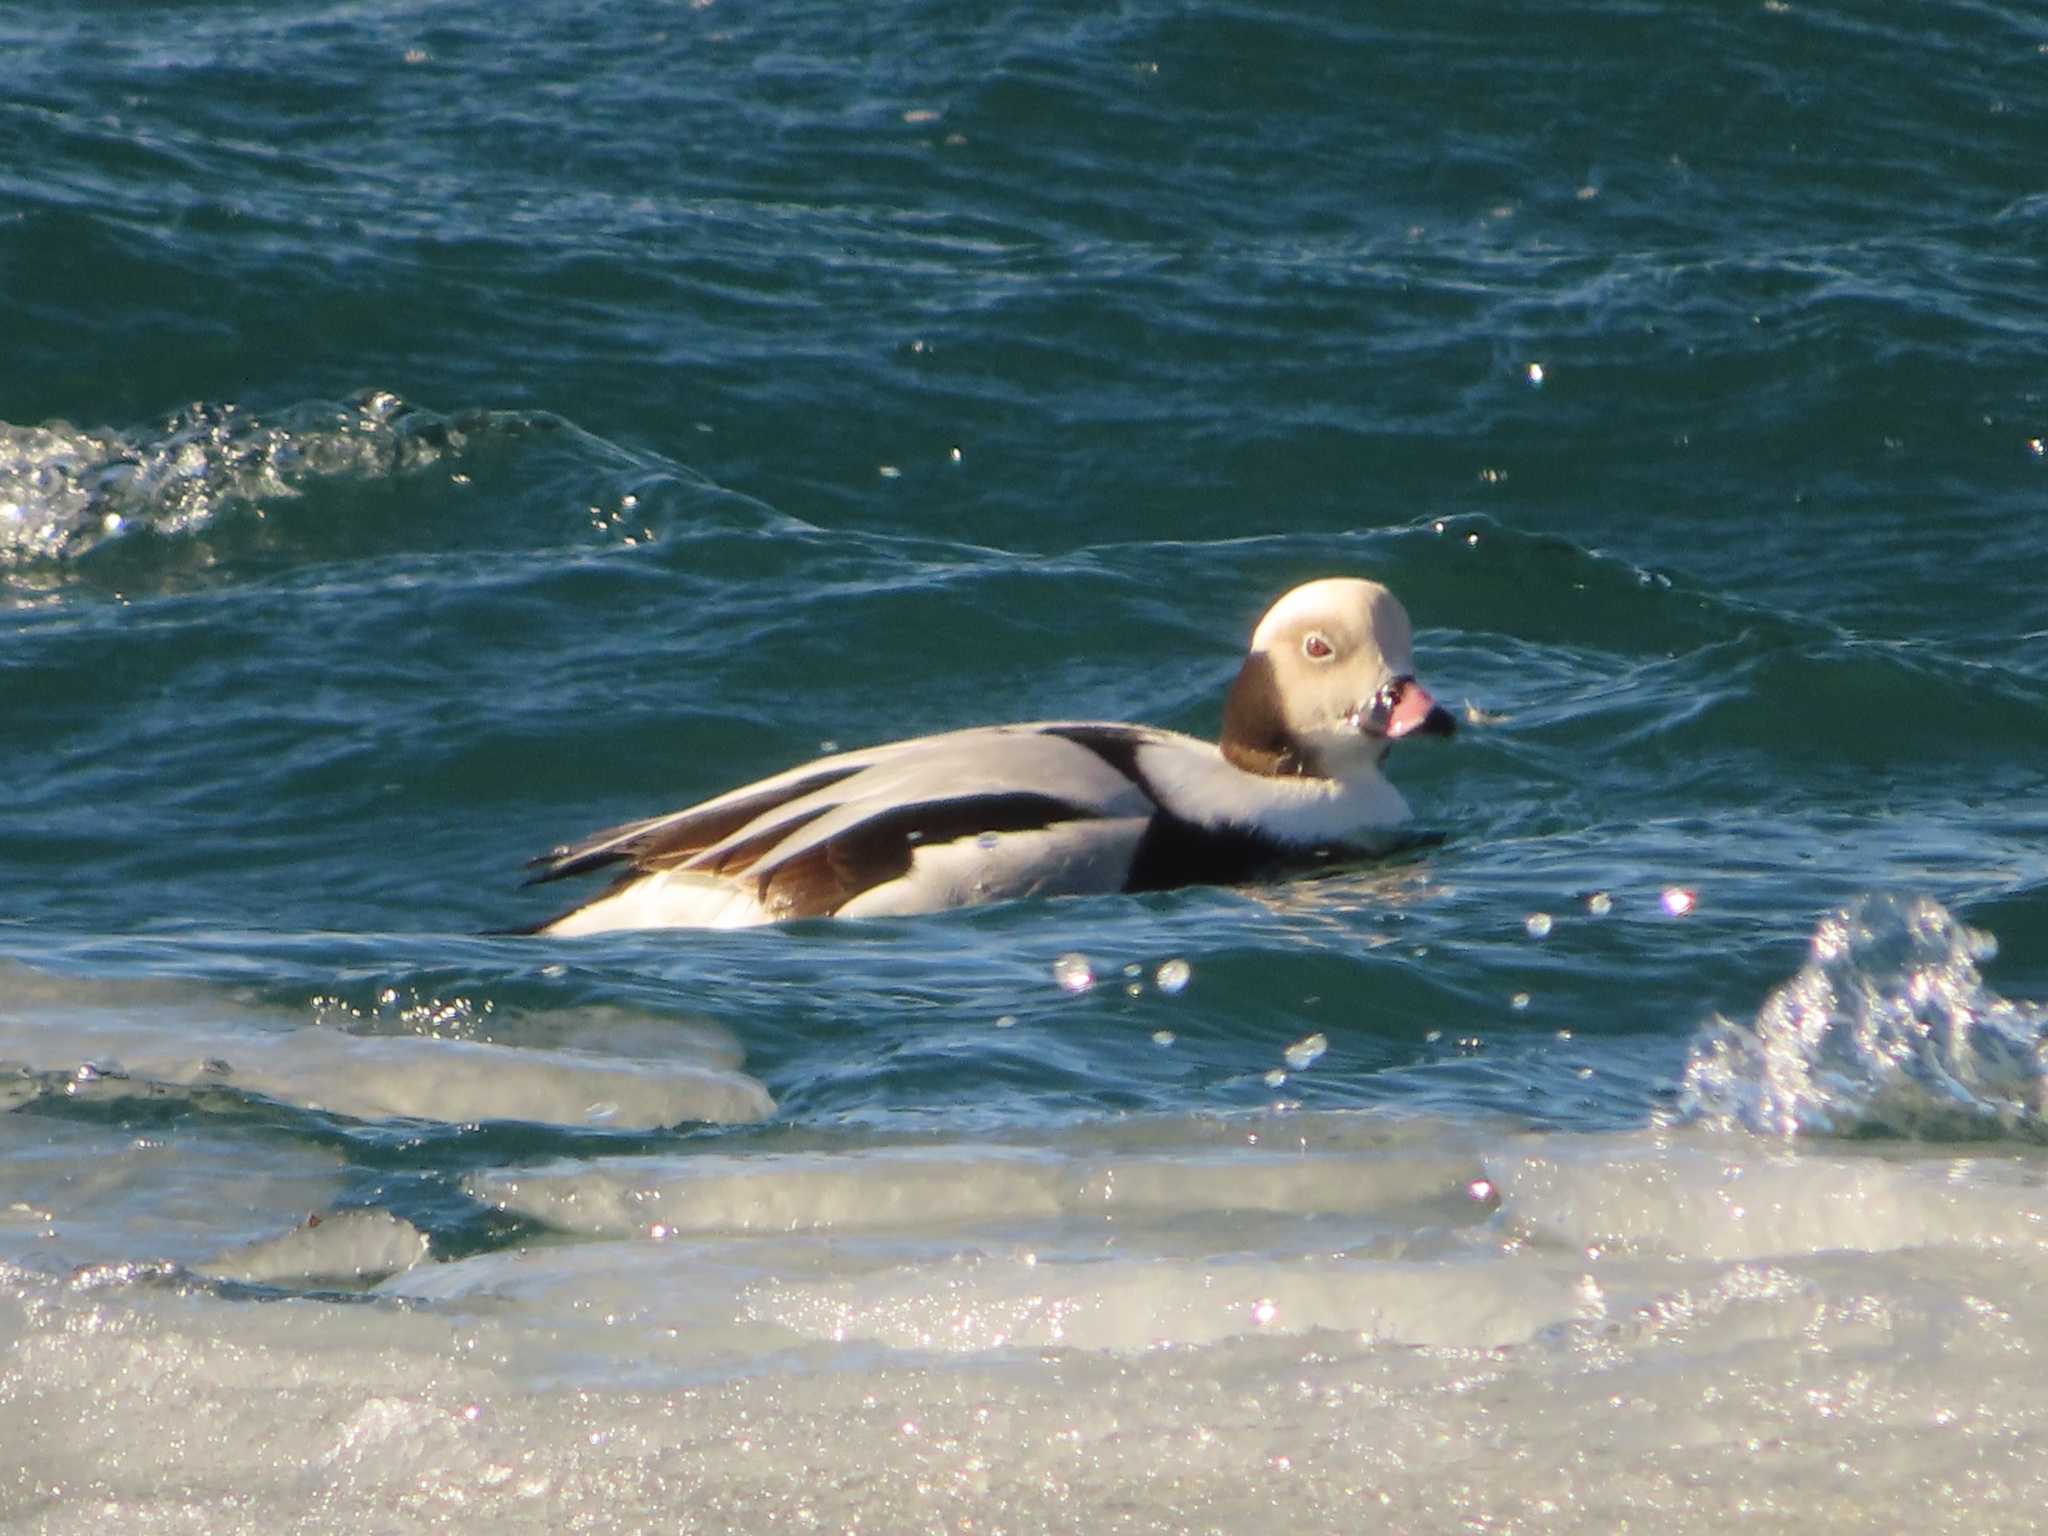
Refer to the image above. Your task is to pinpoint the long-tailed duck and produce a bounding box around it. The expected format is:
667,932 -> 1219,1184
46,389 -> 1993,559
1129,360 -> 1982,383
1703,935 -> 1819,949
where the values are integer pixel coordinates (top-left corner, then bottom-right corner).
514,577 -> 1455,934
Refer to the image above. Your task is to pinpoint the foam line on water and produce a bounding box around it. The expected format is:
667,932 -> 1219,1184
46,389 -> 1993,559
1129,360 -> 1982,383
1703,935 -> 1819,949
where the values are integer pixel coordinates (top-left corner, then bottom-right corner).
745,1251 -> 1587,1353
1491,1130 -> 2048,1263
0,1112 -> 346,1278
0,965 -> 773,1130
468,1123 -> 1491,1238
197,1210 -> 431,1288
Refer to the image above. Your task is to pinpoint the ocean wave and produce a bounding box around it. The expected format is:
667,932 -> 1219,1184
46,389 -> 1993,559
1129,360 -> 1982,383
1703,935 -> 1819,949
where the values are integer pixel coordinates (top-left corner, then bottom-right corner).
0,390 -> 784,577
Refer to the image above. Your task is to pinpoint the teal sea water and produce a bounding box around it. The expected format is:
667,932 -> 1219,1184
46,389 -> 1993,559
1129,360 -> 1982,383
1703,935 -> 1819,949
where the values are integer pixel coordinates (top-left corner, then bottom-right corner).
4,2 -> 2048,1529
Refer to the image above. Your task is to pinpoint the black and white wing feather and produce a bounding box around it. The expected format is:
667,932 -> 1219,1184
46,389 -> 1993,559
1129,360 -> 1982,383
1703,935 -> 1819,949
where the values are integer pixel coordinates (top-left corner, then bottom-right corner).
520,724 -> 1170,929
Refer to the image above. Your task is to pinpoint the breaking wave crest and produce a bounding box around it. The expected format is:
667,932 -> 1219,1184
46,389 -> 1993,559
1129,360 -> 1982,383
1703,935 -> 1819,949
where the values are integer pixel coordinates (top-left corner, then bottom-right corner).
0,390 -> 774,574
0,391 -> 477,563
1679,892 -> 2048,1141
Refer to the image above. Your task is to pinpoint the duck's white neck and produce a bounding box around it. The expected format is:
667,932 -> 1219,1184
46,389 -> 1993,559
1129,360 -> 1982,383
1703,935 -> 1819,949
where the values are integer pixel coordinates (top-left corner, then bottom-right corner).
1140,738 -> 1413,847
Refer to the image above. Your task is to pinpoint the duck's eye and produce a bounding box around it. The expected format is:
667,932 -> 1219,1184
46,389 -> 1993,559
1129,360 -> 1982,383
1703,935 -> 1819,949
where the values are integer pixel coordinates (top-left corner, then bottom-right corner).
1303,633 -> 1335,661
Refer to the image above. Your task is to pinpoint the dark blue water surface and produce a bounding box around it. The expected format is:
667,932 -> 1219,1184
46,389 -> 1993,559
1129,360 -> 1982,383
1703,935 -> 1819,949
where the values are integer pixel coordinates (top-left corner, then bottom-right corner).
4,0 -> 2047,1212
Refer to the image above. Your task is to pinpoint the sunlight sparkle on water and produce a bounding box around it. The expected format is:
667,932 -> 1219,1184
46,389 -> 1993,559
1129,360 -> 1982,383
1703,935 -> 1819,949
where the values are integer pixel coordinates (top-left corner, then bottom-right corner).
1661,886 -> 1698,916
1052,953 -> 1094,993
1282,1033 -> 1327,1070
1155,958 -> 1192,994
1524,912 -> 1553,939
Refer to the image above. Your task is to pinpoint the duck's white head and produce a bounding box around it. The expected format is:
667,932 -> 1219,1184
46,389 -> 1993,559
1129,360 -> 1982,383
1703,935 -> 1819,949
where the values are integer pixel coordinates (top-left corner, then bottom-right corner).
1220,577 -> 1456,780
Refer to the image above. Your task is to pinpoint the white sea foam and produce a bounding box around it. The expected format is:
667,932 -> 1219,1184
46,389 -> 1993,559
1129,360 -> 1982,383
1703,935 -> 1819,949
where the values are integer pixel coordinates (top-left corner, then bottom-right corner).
745,1248 -> 1587,1352
12,1114 -> 2048,1532
10,904 -> 2048,1530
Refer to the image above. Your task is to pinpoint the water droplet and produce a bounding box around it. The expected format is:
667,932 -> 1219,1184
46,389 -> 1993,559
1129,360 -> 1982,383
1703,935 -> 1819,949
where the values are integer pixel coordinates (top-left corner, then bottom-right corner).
1524,912 -> 1553,939
1155,958 -> 1192,994
1510,992 -> 1531,1011
976,831 -> 1001,850
1466,1177 -> 1497,1205
1151,1029 -> 1176,1046
1052,953 -> 1094,993
1661,886 -> 1698,916
1587,892 -> 1613,917
1283,1032 -> 1327,1070
1263,1068 -> 1288,1088
1526,362 -> 1545,386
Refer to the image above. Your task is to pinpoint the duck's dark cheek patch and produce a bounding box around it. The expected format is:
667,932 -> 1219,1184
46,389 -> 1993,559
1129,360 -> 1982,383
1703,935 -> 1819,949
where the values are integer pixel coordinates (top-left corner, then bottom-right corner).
1218,654 -> 1317,778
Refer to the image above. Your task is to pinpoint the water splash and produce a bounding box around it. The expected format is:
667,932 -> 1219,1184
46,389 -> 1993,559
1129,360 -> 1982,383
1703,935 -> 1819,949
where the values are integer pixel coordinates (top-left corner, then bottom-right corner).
1679,893 -> 2048,1140
0,391 -> 518,565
